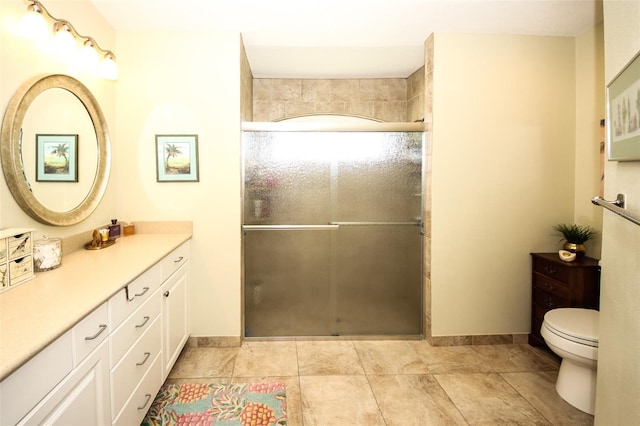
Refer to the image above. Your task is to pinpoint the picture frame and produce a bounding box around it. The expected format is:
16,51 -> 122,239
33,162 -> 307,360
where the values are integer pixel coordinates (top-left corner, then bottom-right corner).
155,134 -> 199,182
36,134 -> 78,182
606,49 -> 640,161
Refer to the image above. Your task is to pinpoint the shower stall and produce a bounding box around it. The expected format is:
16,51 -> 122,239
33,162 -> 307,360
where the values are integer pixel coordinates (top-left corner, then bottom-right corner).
242,122 -> 424,337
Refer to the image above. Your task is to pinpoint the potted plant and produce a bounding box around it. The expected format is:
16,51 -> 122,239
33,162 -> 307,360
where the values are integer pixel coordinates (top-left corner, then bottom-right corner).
553,224 -> 599,257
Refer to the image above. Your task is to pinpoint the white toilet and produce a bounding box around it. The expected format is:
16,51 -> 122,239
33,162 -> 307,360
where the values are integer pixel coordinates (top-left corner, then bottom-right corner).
540,308 -> 599,415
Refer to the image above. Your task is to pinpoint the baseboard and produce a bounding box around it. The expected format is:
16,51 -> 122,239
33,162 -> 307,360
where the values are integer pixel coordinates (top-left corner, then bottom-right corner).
188,336 -> 242,348
430,333 -> 529,347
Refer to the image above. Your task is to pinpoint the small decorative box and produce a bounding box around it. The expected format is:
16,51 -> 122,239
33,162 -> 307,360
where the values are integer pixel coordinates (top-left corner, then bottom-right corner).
0,228 -> 35,292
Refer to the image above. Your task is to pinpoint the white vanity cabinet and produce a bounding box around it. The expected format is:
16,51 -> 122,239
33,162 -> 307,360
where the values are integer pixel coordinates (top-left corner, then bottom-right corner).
0,235 -> 191,426
1,302 -> 111,426
18,341 -> 111,426
160,241 -> 190,379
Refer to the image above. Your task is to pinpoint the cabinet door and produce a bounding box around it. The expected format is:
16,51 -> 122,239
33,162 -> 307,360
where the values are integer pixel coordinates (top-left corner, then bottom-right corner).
161,262 -> 189,379
18,341 -> 110,425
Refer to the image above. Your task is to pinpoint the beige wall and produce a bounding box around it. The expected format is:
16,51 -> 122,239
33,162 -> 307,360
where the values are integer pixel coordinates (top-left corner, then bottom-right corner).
430,34 -> 580,337
114,30 -> 243,337
0,0 -> 117,237
596,1 -> 640,423
575,24 -> 605,257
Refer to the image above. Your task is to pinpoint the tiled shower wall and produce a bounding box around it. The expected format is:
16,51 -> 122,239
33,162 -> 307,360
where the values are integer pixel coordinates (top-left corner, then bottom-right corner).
240,41 -> 254,122
253,73 -> 425,122
423,35 -> 434,344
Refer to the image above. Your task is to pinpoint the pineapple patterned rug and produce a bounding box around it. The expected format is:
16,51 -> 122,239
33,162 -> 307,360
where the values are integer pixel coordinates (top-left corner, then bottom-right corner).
141,382 -> 287,425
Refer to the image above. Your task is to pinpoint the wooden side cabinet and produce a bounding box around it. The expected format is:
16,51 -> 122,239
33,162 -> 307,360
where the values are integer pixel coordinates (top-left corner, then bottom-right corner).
529,253 -> 601,348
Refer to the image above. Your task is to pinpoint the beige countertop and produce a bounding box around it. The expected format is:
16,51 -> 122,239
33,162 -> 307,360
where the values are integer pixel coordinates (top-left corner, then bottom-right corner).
0,233 -> 191,381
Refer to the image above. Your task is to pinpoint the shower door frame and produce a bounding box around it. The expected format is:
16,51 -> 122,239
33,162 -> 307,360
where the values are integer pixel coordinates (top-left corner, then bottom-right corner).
241,120 -> 426,339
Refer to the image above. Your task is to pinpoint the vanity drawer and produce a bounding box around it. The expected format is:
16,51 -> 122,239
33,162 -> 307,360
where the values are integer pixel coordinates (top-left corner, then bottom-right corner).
532,256 -> 570,283
72,302 -> 109,366
533,273 -> 569,299
110,316 -> 161,418
161,241 -> 190,282
110,290 -> 161,366
109,263 -> 161,328
112,353 -> 162,426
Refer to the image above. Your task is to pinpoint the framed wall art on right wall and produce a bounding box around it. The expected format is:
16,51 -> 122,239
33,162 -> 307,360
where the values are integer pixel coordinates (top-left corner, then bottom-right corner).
606,49 -> 640,161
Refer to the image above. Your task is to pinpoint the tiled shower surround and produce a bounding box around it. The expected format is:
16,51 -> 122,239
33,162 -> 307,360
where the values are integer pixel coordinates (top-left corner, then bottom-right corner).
252,71 -> 425,123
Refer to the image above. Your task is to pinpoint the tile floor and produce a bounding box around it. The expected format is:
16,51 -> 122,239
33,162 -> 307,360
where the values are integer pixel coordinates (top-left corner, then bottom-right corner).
165,339 -> 594,425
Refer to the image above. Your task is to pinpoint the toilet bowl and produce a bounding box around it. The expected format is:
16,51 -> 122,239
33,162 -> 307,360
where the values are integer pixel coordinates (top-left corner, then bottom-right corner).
540,308 -> 599,415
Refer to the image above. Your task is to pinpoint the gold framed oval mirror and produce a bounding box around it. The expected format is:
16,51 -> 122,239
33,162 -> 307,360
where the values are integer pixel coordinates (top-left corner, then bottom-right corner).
1,74 -> 111,226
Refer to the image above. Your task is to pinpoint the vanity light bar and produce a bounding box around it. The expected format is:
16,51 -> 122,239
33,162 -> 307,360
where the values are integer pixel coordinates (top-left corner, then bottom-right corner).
20,0 -> 118,80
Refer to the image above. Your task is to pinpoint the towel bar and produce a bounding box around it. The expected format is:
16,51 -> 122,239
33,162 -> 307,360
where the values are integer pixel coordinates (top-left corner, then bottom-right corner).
592,194 -> 640,227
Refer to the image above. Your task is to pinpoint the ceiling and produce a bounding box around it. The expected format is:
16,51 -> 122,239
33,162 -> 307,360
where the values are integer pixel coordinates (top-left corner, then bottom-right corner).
89,0 -> 603,79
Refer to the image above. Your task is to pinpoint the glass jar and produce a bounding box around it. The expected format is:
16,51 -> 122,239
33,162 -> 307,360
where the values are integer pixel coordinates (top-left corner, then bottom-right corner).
33,235 -> 62,272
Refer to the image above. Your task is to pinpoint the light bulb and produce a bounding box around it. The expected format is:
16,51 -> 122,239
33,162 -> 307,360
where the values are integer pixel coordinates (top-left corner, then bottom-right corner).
20,4 -> 49,42
79,39 -> 99,72
52,23 -> 76,56
99,54 -> 119,80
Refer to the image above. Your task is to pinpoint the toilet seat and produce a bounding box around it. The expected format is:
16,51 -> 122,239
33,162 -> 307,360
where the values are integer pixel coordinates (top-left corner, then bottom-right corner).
543,308 -> 599,347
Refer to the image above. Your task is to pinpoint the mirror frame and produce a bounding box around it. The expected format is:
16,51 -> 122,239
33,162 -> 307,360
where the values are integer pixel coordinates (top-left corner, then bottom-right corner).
1,74 -> 111,226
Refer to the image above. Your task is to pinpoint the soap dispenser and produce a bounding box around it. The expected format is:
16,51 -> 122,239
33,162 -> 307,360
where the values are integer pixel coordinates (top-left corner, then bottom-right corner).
108,219 -> 121,239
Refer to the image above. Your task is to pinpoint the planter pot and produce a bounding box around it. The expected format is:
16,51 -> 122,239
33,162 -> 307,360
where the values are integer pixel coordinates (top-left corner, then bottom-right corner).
563,242 -> 586,257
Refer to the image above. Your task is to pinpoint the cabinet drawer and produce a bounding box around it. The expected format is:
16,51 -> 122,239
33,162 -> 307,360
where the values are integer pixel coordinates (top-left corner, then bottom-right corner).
0,237 -> 6,262
110,290 -> 161,366
161,241 -> 189,282
0,331 -> 73,426
109,263 -> 161,328
533,257 -> 570,282
8,232 -> 32,261
9,255 -> 33,284
533,273 -> 569,299
112,353 -> 162,426
111,316 -> 161,418
533,288 -> 568,311
0,263 -> 7,289
72,302 -> 109,366
532,301 -> 553,322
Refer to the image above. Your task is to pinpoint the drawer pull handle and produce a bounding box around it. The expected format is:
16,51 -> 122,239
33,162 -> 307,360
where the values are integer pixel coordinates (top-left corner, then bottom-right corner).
135,286 -> 150,297
84,324 -> 107,340
544,266 -> 557,275
543,297 -> 556,308
136,351 -> 151,366
126,286 -> 150,302
125,286 -> 135,302
543,281 -> 554,291
174,256 -> 184,263
135,316 -> 150,328
137,393 -> 152,410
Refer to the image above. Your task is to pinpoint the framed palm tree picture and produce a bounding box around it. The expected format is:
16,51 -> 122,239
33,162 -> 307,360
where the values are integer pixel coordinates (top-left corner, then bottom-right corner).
155,135 -> 199,182
36,134 -> 78,182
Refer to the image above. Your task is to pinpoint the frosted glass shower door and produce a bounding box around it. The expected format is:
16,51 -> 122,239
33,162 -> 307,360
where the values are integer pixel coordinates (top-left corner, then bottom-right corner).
243,130 -> 422,337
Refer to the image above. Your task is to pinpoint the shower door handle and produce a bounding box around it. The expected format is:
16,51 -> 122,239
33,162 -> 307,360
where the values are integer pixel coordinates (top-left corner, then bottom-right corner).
328,221 -> 422,226
243,225 -> 339,231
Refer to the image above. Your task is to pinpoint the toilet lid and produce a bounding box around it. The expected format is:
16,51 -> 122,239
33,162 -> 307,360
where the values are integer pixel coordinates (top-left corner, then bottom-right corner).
543,308 -> 599,347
